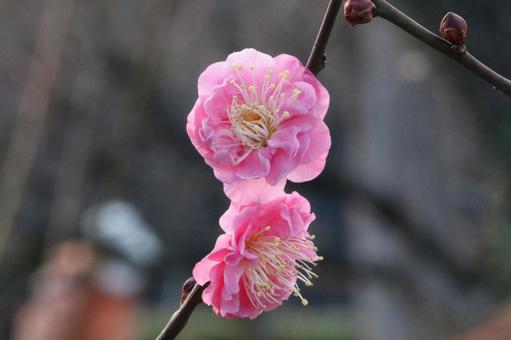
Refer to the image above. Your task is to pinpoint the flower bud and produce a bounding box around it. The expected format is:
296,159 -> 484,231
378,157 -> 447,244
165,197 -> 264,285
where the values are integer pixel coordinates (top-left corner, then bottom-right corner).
344,0 -> 375,26
439,12 -> 468,44
181,277 -> 196,304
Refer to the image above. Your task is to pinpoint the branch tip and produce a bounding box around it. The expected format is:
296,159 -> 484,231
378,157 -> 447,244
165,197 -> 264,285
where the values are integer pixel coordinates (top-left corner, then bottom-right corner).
372,0 -> 511,96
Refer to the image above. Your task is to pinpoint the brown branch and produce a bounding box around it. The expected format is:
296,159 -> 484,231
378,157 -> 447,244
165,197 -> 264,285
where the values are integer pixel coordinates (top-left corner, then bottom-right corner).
306,0 -> 343,75
155,282 -> 208,340
372,0 -> 511,96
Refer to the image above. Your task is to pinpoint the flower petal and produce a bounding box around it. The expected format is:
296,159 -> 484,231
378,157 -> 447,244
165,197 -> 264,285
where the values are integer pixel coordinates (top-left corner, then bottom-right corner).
287,121 -> 331,182
235,149 -> 271,179
198,61 -> 232,97
223,177 -> 286,204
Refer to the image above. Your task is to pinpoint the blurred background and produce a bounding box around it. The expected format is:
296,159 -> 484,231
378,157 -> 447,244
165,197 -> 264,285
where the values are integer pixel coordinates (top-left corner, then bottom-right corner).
1,0 -> 510,339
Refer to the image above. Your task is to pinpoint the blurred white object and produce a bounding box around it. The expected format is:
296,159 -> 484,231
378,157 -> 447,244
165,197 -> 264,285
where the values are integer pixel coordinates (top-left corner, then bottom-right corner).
81,200 -> 162,267
95,259 -> 145,296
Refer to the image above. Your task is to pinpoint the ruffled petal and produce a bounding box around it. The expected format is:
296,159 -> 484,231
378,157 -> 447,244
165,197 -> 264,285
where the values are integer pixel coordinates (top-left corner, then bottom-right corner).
223,177 -> 286,203
287,121 -> 331,182
283,81 -> 317,115
192,234 -> 232,285
198,61 -> 233,97
235,149 -> 271,179
304,71 -> 330,119
273,54 -> 306,83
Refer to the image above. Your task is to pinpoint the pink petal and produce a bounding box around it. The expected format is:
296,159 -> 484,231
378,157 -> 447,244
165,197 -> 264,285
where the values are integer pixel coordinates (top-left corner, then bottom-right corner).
218,204 -> 239,233
287,120 -> 331,182
273,54 -> 306,83
192,234 -> 231,285
304,71 -> 330,119
211,164 -> 237,184
193,257 -> 217,285
198,61 -> 232,97
186,99 -> 209,156
223,177 -> 286,203
202,264 -> 224,312
203,80 -> 237,121
235,280 -> 261,319
287,154 -> 328,183
283,81 -> 317,115
265,149 -> 299,185
222,264 -> 244,296
279,203 -> 302,236
268,126 -> 301,158
226,48 -> 274,72
235,149 -> 270,179
219,295 -> 239,316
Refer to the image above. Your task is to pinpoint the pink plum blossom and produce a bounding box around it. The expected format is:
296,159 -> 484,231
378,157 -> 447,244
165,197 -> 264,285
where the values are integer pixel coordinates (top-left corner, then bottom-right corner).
192,191 -> 321,319
187,48 -> 330,196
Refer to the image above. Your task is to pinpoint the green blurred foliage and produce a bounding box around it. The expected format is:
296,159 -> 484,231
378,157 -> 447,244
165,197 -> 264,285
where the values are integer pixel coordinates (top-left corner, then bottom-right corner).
138,305 -> 354,340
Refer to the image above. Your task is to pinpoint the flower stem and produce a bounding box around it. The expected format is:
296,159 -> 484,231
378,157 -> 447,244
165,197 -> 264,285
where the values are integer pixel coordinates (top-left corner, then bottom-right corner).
306,0 -> 343,76
155,283 -> 208,340
373,0 -> 511,96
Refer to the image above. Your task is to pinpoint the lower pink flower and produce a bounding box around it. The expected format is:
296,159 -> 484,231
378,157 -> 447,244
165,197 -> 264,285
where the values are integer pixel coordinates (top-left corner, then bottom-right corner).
193,192 -> 321,319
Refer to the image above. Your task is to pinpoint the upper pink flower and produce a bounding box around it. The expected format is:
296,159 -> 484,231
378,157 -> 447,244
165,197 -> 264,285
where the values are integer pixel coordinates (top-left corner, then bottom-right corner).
193,191 -> 321,319
187,48 -> 330,195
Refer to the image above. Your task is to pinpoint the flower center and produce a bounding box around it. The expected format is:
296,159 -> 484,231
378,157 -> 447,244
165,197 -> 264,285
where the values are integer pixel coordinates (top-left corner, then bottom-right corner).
227,64 -> 301,162
243,226 -> 322,310
230,103 -> 277,149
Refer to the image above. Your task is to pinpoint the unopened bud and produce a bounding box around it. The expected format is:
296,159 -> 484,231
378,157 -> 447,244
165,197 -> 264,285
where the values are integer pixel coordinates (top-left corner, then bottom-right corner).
181,277 -> 196,304
440,12 -> 468,44
344,0 -> 375,27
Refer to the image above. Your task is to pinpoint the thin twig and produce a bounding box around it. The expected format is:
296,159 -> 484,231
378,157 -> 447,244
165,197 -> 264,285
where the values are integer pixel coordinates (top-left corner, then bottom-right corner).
372,0 -> 511,96
306,0 -> 343,75
155,283 -> 208,340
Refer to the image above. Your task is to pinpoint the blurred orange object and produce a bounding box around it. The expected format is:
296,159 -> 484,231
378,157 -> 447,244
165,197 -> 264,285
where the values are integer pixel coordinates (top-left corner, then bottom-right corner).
13,241 -> 138,340
79,287 -> 137,340
453,303 -> 511,340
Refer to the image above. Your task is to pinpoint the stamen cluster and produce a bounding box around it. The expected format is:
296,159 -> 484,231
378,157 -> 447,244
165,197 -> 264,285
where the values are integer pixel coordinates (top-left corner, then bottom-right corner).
244,227 -> 320,308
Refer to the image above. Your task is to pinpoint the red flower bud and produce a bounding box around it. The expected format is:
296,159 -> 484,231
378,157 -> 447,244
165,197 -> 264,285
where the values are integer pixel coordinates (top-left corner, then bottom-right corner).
344,0 -> 375,27
439,12 -> 468,44
181,277 -> 196,304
